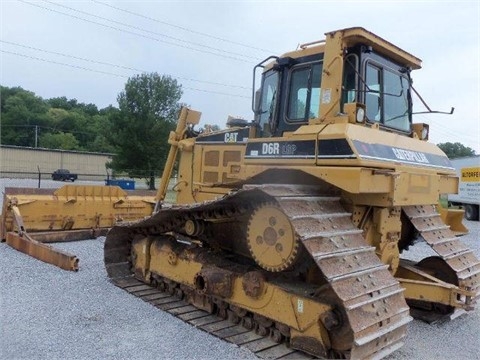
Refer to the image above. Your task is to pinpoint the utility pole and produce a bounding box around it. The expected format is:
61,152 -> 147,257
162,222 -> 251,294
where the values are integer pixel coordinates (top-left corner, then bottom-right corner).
35,125 -> 38,147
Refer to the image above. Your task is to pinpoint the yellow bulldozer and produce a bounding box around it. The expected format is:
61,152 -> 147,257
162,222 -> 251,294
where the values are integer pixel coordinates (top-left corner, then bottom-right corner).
104,28 -> 480,359
104,27 -> 479,359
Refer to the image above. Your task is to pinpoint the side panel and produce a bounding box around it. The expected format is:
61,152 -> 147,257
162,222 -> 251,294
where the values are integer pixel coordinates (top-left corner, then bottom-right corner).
176,128 -> 248,204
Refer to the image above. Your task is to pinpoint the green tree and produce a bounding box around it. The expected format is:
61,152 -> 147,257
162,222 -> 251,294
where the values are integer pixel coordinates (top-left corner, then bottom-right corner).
47,97 -> 98,116
106,73 -> 183,189
437,142 -> 476,159
0,86 -> 49,146
40,131 -> 80,150
1,85 -> 114,152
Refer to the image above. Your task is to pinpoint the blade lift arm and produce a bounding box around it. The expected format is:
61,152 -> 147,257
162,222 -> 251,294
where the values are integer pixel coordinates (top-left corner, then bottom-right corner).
155,107 -> 201,211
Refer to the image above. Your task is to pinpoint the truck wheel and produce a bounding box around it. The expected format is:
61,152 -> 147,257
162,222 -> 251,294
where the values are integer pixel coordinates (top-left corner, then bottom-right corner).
464,204 -> 479,221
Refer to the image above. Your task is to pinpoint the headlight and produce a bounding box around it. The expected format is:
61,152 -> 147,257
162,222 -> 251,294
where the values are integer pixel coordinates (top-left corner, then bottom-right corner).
356,107 -> 365,122
421,127 -> 428,140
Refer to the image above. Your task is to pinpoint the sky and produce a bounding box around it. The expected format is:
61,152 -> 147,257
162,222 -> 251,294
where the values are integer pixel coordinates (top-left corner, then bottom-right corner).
1,0 -> 479,152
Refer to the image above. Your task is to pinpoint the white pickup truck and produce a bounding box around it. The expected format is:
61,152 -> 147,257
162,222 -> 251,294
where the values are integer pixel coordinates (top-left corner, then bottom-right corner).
448,155 -> 480,220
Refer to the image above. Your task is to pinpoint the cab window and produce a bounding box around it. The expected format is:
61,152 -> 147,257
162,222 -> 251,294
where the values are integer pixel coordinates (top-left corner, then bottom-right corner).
258,70 -> 279,137
384,70 -> 409,131
286,62 -> 322,122
365,64 -> 381,122
342,54 -> 359,106
365,62 -> 410,132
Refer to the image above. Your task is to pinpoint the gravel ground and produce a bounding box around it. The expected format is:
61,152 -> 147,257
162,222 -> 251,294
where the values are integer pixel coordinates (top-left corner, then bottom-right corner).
1,179 -> 479,359
0,237 -> 257,360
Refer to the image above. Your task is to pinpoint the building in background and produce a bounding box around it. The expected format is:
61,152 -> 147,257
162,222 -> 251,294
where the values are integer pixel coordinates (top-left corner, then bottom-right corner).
0,145 -> 113,181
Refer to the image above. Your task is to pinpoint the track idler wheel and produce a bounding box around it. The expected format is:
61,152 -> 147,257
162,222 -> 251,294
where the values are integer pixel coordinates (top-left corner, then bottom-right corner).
416,256 -> 459,315
246,203 -> 301,272
417,256 -> 459,286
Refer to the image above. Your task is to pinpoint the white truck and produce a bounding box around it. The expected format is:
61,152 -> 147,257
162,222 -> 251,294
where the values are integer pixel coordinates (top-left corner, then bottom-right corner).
448,155 -> 480,220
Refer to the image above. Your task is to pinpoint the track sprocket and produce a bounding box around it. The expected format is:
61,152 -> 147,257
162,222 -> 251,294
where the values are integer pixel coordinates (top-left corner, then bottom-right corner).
246,203 -> 300,272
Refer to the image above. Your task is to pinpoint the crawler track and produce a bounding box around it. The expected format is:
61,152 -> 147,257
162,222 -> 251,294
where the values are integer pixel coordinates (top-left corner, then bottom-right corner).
105,184 -> 412,359
113,276 -> 313,359
403,206 -> 480,306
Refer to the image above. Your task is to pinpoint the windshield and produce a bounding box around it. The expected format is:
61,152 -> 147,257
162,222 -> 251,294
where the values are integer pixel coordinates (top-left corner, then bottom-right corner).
257,70 -> 279,136
365,63 -> 410,132
383,70 -> 410,130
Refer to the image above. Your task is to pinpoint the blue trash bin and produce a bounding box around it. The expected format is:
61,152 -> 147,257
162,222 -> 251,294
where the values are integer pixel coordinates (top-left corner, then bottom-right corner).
105,179 -> 135,190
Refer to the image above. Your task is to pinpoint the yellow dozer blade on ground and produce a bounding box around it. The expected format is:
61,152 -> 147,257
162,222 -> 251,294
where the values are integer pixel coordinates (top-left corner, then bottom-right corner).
1,185 -> 155,270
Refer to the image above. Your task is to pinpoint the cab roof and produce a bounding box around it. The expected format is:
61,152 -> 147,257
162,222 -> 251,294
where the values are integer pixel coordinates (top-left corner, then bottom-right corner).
274,27 -> 422,70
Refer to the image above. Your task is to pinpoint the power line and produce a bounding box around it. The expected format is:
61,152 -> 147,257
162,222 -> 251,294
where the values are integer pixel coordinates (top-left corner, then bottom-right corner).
91,0 -> 276,54
1,49 -> 126,78
1,50 -> 251,99
44,0 -> 262,61
19,0 -> 256,63
417,114 -> 479,142
426,125 -> 479,149
182,86 -> 248,98
434,126 -> 479,142
432,129 -> 479,146
0,40 -> 251,90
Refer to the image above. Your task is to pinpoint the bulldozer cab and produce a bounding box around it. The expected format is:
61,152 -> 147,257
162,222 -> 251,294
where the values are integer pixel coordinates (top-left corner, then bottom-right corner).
252,27 -> 420,138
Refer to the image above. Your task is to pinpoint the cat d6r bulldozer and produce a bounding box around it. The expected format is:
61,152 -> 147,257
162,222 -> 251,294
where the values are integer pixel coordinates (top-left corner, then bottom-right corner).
104,27 -> 479,359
